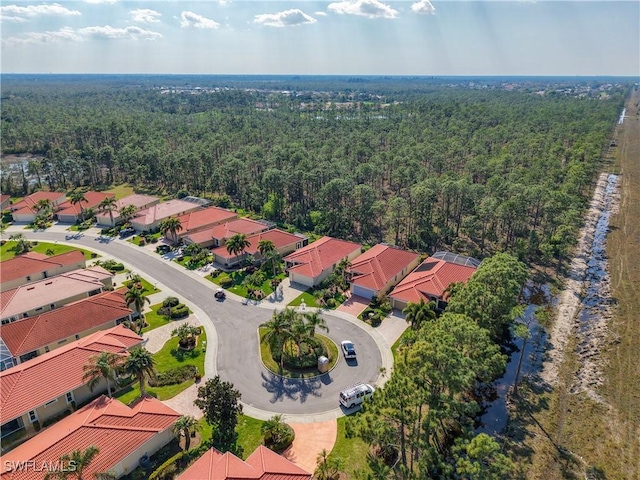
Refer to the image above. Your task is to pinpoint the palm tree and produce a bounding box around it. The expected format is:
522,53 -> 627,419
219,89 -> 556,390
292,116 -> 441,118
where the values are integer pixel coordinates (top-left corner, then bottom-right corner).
159,216 -> 183,244
226,233 -> 250,266
9,233 -> 32,254
315,448 -> 343,480
82,352 -> 125,398
124,286 -> 150,333
69,190 -> 88,222
171,323 -> 201,349
402,298 -> 437,331
261,414 -> 292,450
260,310 -> 294,368
258,239 -> 275,257
119,204 -> 137,225
304,311 -> 329,338
289,317 -> 311,359
123,347 -> 156,398
98,196 -> 118,227
44,445 -> 100,480
173,415 -> 200,451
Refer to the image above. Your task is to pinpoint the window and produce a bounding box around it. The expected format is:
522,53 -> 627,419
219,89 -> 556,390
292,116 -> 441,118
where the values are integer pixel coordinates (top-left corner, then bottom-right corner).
1,320 -> 8,326
44,346 -> 50,353
66,392 -> 74,404
23,313 -> 29,318
296,242 -> 303,249
75,334 -> 80,340
44,398 -> 58,407
26,276 -> 31,281
35,307 -> 43,312
50,304 -> 56,310
28,410 -> 38,423
19,351 -> 38,363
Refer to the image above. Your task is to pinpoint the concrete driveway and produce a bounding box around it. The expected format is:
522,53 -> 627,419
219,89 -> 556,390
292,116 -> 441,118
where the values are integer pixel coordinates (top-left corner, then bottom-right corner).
4,227 -> 387,419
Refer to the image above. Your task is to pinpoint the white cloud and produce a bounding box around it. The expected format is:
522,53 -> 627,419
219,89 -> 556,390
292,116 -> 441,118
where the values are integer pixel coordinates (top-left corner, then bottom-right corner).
254,9 -> 316,28
0,3 -> 81,22
130,8 -> 161,23
315,11 -> 327,17
180,11 -> 219,29
411,0 -> 435,15
79,25 -> 162,40
84,0 -> 118,4
328,0 -> 398,19
4,26 -> 82,44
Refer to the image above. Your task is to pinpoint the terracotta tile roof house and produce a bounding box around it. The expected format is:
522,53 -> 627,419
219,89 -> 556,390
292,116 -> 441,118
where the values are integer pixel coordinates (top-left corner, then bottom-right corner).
179,445 -> 311,480
0,194 -> 10,211
56,191 -> 116,224
9,192 -> 67,223
0,288 -> 132,371
0,395 -> 180,480
0,250 -> 87,292
164,206 -> 238,243
284,236 -> 362,288
388,251 -> 480,311
212,228 -> 308,267
95,194 -> 160,227
347,244 -> 421,300
0,325 -> 143,446
0,266 -> 113,324
187,218 -> 271,249
130,199 -> 201,233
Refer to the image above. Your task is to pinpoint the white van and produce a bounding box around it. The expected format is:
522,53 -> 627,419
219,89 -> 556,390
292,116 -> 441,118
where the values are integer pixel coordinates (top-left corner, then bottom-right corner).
339,383 -> 374,409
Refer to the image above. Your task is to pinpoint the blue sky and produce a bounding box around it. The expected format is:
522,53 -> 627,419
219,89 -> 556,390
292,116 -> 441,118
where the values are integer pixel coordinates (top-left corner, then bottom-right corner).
1,1 -> 638,75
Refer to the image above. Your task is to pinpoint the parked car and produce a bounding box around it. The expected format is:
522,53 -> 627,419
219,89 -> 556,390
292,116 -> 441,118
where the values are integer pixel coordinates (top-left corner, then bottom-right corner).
119,227 -> 136,238
339,383 -> 374,409
214,288 -> 226,300
341,340 -> 356,359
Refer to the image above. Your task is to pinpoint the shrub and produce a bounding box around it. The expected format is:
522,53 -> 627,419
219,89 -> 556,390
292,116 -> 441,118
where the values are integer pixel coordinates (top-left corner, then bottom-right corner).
171,305 -> 189,319
149,365 -> 198,387
326,298 -> 336,308
139,238 -> 147,246
217,274 -> 233,287
271,337 -> 327,370
148,451 -> 185,480
151,237 -> 159,244
163,297 -> 180,308
264,423 -> 295,453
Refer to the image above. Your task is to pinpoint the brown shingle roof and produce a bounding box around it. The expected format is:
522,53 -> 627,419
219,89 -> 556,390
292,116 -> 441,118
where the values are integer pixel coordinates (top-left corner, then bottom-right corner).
284,236 -> 361,279
0,250 -> 86,284
0,325 -> 142,423
347,244 -> 420,292
1,288 -> 132,356
0,395 -> 180,480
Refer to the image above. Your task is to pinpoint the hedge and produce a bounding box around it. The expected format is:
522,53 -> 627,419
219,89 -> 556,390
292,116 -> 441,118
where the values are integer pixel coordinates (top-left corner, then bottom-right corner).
217,274 -> 233,287
149,365 -> 198,387
148,451 -> 185,480
170,305 -> 189,319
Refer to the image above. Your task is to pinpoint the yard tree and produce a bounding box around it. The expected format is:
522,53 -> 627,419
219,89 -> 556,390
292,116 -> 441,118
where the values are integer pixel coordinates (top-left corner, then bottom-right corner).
44,445 -> 100,480
260,309 -> 294,368
124,286 -> 150,333
123,347 -> 156,399
69,190 -> 88,222
453,433 -> 514,480
98,196 -> 118,227
226,233 -> 251,265
9,233 -> 32,254
304,311 -> 328,338
119,204 -> 137,225
194,376 -> 242,452
159,216 -> 183,244
82,351 -> 125,398
173,415 -> 200,451
402,298 -> 437,331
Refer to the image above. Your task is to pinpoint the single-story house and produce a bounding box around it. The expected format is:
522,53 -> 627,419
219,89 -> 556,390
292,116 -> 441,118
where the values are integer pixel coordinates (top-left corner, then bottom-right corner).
0,288 -> 132,371
9,192 -> 67,223
56,191 -> 116,224
0,325 -> 143,446
0,395 -> 180,479
0,250 -> 86,292
130,199 -> 201,233
388,251 -> 480,311
212,228 -> 308,267
179,445 -> 311,480
0,194 -> 10,212
347,244 -> 421,300
284,236 -> 362,288
186,217 -> 271,249
1,266 -> 113,324
95,194 -> 160,227
163,206 -> 238,243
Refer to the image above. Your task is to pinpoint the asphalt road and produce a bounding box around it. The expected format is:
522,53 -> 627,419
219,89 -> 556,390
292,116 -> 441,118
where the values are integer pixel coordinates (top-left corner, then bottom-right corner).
10,230 -> 382,415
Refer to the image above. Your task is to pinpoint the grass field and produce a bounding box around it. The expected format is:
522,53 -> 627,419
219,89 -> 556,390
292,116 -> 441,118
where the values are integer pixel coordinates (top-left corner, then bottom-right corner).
197,414 -> 264,460
0,240 -> 95,261
514,90 -> 640,479
327,416 -> 372,478
105,183 -> 136,199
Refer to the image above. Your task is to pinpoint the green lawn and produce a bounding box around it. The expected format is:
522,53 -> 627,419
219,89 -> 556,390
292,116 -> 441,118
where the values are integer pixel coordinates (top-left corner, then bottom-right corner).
141,303 -> 172,333
208,269 -> 286,299
288,290 -> 321,308
328,416 -> 372,478
258,328 -> 338,379
122,276 -> 161,294
197,414 -> 265,460
0,240 -> 95,261
128,233 -> 161,247
105,184 -> 135,200
115,332 -> 206,404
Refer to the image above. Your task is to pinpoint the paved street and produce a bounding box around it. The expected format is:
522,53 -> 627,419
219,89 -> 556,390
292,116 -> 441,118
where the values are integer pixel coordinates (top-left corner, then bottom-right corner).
3,226 -> 400,420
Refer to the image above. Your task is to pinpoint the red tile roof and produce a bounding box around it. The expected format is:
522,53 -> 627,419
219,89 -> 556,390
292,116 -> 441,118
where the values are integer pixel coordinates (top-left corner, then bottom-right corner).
0,395 -> 180,480
347,244 -> 420,292
213,229 -> 304,260
0,194 -> 10,209
179,446 -> 311,480
176,206 -> 238,233
1,288 -> 132,357
56,191 -> 115,218
187,218 -> 270,245
284,236 -> 361,279
389,257 -> 477,304
10,192 -> 67,215
0,325 -> 142,423
0,250 -> 86,284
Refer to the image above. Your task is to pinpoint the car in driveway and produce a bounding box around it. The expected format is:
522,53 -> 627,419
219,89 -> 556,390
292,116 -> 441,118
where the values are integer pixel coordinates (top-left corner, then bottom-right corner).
341,340 -> 356,359
119,227 -> 136,238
